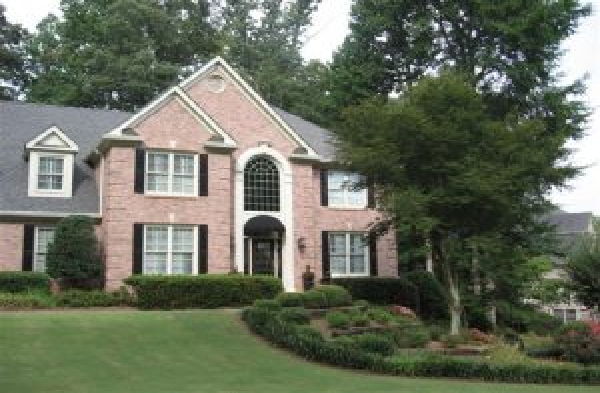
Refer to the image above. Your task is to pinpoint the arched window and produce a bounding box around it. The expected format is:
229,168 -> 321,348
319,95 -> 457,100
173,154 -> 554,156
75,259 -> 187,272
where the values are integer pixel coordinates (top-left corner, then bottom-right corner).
244,156 -> 280,211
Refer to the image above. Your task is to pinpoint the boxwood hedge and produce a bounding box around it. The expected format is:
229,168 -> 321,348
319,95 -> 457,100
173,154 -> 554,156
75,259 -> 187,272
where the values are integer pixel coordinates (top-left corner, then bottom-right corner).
125,274 -> 282,309
0,271 -> 51,293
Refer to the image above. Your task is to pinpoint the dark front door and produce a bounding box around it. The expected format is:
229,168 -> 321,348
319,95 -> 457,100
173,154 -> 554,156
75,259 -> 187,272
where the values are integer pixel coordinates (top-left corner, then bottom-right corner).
251,239 -> 275,275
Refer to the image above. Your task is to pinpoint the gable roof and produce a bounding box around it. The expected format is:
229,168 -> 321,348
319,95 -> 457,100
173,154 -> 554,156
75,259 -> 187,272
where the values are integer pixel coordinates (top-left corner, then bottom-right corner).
25,125 -> 79,153
0,100 -> 130,216
545,211 -> 594,234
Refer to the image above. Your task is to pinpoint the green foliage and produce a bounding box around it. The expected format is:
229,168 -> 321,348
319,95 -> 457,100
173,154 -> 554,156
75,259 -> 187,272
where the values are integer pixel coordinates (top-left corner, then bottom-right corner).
276,292 -> 305,307
301,289 -> 328,309
0,291 -> 56,309
252,299 -> 282,312
0,5 -> 28,100
367,308 -> 395,325
349,310 -> 370,328
353,333 -> 396,357
26,0 -> 218,110
55,289 -> 132,307
46,216 -> 103,288
386,325 -> 430,349
278,308 -> 310,325
325,311 -> 351,329
555,322 -> 600,365
402,271 -> 449,321
0,271 -> 51,293
496,302 -> 562,335
243,305 -> 600,384
567,220 -> 600,310
331,278 -> 417,307
312,285 -> 353,307
125,274 -> 282,309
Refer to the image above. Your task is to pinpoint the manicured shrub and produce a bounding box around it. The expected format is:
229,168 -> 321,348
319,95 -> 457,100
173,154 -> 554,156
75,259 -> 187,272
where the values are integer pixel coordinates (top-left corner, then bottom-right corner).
526,345 -> 564,359
125,274 -> 282,309
253,299 -> 282,312
46,216 -> 103,289
402,271 -> 449,321
331,277 -> 417,307
0,291 -> 56,309
387,325 -> 430,348
326,310 -> 351,329
0,271 -> 51,293
301,289 -> 328,309
368,308 -> 395,324
313,285 -> 353,307
278,308 -> 310,325
555,322 -> 600,365
354,333 -> 396,356
348,310 -> 370,327
276,292 -> 304,307
353,299 -> 370,308
55,289 -> 132,307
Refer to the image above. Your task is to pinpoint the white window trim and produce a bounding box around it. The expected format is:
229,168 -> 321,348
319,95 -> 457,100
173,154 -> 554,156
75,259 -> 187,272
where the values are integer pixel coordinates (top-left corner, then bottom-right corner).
28,152 -> 74,198
329,232 -> 370,278
142,225 -> 198,275
144,151 -> 198,197
327,170 -> 368,209
34,225 -> 55,272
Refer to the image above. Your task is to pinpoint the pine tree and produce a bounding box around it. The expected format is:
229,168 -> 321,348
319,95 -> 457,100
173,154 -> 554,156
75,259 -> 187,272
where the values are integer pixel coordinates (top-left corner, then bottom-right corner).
0,5 -> 27,100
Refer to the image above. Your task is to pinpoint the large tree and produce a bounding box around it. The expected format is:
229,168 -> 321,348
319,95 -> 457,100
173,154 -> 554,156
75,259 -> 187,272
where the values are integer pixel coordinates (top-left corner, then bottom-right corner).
328,0 -> 591,124
334,73 -> 582,334
0,4 -> 28,100
215,0 -> 329,123
27,0 -> 218,111
567,219 -> 600,312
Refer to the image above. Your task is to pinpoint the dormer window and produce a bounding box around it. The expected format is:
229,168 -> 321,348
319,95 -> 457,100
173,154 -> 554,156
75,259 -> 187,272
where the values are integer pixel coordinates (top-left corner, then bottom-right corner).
38,156 -> 64,190
26,126 -> 78,198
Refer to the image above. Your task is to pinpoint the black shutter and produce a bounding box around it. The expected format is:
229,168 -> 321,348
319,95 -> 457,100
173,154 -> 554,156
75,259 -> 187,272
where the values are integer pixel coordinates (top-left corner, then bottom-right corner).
320,169 -> 328,206
22,224 -> 35,271
197,225 -> 208,274
367,178 -> 376,208
369,232 -> 378,277
321,231 -> 330,282
199,154 -> 208,196
134,149 -> 145,194
132,224 -> 144,274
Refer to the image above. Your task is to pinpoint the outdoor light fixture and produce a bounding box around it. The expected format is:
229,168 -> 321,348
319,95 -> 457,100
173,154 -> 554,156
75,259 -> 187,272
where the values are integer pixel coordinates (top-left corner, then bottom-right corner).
297,237 -> 306,252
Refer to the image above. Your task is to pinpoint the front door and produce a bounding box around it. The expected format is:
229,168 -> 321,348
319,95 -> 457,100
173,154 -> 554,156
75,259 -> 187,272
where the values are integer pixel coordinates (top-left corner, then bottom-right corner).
252,239 -> 275,275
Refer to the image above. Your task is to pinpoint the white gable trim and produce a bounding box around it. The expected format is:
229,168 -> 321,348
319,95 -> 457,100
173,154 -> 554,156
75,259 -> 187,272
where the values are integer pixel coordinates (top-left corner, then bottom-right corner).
180,57 -> 319,158
107,85 -> 236,147
26,126 -> 79,153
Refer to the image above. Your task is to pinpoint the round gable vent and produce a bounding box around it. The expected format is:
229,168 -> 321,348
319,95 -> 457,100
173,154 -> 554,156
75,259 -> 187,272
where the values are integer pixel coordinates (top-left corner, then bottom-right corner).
205,74 -> 226,93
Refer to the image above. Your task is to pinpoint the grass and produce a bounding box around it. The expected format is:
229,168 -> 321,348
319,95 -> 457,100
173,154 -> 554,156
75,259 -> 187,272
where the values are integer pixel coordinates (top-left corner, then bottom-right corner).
0,310 -> 597,393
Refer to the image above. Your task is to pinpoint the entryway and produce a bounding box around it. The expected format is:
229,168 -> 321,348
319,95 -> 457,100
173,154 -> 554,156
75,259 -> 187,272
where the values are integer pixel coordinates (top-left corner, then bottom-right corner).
243,215 -> 284,278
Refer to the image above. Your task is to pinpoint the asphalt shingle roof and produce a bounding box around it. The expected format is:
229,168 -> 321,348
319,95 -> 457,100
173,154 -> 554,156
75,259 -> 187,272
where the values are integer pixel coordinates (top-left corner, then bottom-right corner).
0,101 -> 130,214
0,101 -> 335,214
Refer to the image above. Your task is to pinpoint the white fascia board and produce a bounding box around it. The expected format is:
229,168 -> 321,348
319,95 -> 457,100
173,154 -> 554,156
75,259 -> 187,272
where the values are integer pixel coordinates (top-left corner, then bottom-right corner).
0,211 -> 101,219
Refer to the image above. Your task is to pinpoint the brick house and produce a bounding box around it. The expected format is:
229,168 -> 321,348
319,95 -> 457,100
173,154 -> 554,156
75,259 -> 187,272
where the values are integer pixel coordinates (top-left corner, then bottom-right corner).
0,57 -> 397,291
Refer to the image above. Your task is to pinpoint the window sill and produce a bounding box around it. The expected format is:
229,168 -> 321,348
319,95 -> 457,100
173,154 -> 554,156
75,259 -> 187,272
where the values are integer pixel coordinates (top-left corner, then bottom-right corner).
331,273 -> 370,278
325,206 -> 369,211
144,192 -> 200,200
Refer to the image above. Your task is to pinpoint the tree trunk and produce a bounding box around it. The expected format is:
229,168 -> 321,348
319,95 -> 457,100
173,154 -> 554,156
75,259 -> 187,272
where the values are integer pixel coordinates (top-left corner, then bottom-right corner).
426,237 -> 434,273
449,279 -> 462,335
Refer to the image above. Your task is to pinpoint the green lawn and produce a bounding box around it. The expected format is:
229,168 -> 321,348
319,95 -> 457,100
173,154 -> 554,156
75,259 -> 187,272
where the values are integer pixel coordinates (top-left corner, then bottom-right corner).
0,310 -> 596,393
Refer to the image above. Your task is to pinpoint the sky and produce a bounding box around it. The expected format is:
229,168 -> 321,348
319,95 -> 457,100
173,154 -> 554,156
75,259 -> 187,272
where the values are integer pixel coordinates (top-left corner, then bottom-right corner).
4,0 -> 599,214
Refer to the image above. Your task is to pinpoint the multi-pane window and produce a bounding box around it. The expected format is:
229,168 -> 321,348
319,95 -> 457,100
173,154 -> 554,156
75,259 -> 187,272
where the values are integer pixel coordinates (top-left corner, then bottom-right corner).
143,225 -> 196,274
34,226 -> 56,272
146,152 -> 196,195
327,171 -> 367,208
244,156 -> 280,211
329,232 -> 369,277
38,156 -> 64,190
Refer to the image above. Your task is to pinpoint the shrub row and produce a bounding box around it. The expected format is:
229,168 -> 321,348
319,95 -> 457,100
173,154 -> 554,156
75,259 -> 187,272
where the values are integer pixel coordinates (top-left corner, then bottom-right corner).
242,306 -> 600,385
0,272 -> 51,293
125,274 -> 282,309
0,291 -> 56,309
55,289 -> 133,308
275,285 -> 353,309
331,274 -> 448,321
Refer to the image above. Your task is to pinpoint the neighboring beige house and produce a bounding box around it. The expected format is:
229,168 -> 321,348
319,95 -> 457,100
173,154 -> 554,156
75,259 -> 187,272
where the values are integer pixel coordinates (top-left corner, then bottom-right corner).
542,211 -> 597,322
0,57 -> 398,291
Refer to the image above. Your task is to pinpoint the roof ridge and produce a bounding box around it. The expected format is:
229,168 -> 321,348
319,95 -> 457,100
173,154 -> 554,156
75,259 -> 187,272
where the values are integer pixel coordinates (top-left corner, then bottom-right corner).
0,99 -> 133,115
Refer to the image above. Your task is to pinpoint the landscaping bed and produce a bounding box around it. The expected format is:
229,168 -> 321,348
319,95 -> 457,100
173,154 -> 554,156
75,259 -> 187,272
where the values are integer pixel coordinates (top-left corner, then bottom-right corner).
243,285 -> 600,385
